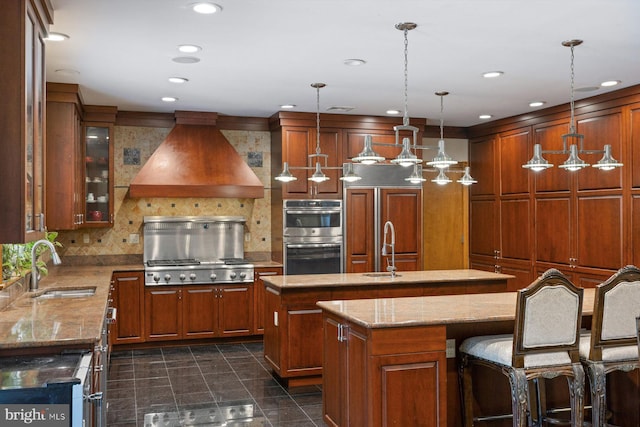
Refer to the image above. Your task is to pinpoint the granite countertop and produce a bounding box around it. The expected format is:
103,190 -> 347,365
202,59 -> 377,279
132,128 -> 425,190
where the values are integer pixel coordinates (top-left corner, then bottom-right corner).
262,269 -> 514,290
316,288 -> 596,329
0,264 -> 140,351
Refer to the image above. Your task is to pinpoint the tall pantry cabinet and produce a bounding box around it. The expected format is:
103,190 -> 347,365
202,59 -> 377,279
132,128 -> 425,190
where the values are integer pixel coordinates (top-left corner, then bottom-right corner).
0,0 -> 52,243
469,89 -> 635,290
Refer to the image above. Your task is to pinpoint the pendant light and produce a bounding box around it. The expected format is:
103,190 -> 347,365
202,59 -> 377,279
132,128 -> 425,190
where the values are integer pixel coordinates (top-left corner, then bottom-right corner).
352,134 -> 385,164
340,163 -> 362,182
457,166 -> 477,186
405,164 -> 426,183
308,83 -> 329,183
426,92 -> 458,169
390,22 -> 421,167
523,40 -> 622,172
275,162 -> 297,182
431,169 -> 452,185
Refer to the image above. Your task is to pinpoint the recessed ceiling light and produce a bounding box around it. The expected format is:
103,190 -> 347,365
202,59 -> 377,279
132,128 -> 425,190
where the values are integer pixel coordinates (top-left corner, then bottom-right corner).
482,71 -> 503,78
575,86 -> 599,92
45,32 -> 69,41
479,114 -> 493,120
172,56 -> 200,64
344,59 -> 366,66
168,77 -> 189,84
178,44 -> 202,53
601,80 -> 621,87
191,2 -> 222,14
162,97 -> 178,102
327,106 -> 355,112
529,101 -> 546,107
280,104 -> 296,109
386,109 -> 401,115
55,69 -> 80,76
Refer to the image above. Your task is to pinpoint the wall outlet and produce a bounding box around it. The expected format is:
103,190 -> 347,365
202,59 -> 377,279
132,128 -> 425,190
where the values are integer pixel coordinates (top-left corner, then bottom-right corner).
129,233 -> 140,244
446,339 -> 456,358
83,234 -> 90,244
245,232 -> 251,242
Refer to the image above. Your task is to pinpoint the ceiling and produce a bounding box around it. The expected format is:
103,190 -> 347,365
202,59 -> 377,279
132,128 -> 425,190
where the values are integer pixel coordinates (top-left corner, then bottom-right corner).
46,0 -> 640,127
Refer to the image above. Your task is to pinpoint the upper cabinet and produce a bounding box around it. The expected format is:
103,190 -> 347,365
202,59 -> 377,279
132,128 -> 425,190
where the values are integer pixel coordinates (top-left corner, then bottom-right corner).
269,112 -> 425,200
0,0 -> 52,243
46,83 -> 116,230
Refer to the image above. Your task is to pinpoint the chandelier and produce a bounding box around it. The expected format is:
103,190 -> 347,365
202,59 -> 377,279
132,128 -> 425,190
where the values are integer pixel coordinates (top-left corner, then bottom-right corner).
275,83 -> 362,183
352,22 -> 474,185
522,39 -> 622,172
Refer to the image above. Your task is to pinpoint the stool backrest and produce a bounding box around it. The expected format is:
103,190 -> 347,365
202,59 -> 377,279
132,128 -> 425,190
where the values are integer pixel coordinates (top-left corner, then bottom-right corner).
589,265 -> 640,361
513,268 -> 583,367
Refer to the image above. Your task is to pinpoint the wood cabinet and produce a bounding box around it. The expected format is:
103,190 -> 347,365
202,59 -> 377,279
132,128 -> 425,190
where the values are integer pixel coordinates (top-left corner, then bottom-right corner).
46,83 -> 85,229
111,271 -> 145,345
322,312 -> 447,427
145,284 -> 253,342
253,267 -> 282,334
0,0 -> 52,243
262,272 -> 509,386
345,187 -> 422,273
45,84 -> 116,229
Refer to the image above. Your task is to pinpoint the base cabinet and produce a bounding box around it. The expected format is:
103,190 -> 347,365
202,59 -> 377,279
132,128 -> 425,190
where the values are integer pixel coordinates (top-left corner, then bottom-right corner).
111,271 -> 145,344
323,313 -> 447,427
253,267 -> 282,334
145,284 -> 253,342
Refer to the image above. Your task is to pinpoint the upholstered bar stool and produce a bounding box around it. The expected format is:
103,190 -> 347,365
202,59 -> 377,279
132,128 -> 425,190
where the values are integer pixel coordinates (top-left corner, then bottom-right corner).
459,269 -> 585,427
579,265 -> 640,427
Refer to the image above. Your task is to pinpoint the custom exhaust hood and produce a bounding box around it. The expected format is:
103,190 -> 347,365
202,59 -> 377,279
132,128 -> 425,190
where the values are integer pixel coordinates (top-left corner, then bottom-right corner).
129,113 -> 264,199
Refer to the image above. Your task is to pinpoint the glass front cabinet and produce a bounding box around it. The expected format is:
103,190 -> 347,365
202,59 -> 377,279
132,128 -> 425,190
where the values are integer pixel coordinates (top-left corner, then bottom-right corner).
84,123 -> 114,227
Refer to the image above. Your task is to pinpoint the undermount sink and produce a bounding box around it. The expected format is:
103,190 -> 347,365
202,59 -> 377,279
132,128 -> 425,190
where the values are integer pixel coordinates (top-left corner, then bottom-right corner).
362,272 -> 401,278
32,287 -> 96,299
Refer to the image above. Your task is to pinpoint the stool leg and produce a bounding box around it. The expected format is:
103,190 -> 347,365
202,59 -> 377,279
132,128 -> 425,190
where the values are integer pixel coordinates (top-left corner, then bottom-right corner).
586,362 -> 606,427
569,363 -> 585,427
460,354 -> 475,427
508,368 -> 529,427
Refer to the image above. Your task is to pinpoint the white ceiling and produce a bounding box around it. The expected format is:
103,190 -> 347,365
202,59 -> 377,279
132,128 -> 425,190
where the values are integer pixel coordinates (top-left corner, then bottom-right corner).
46,0 -> 640,127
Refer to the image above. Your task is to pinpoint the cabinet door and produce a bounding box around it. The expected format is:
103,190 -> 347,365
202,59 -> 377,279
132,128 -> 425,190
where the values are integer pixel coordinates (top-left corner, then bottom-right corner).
182,286 -> 217,339
532,120 -> 572,193
380,188 -> 423,271
83,123 -> 114,227
345,188 -> 375,273
286,307 -> 323,374
254,268 -> 282,334
218,285 -> 253,336
112,271 -> 145,344
322,316 -> 346,427
145,287 -> 182,341
281,128 -> 311,195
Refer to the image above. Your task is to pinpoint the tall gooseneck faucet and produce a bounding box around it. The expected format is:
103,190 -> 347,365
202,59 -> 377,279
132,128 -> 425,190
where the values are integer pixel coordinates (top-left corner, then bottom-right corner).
381,221 -> 397,278
30,239 -> 62,291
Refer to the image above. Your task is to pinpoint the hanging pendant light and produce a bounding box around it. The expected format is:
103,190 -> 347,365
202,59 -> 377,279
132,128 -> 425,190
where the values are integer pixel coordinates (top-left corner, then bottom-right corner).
391,22 -> 421,167
522,39 -> 622,172
426,92 -> 458,169
275,161 -> 297,182
456,166 -> 477,186
405,164 -> 426,183
353,134 -> 385,164
340,162 -> 362,182
309,162 -> 329,183
431,169 -> 452,185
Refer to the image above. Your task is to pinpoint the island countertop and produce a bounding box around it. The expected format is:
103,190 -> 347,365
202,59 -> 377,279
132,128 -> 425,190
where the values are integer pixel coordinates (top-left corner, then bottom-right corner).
262,269 -> 514,291
0,264 -> 141,352
316,288 -> 596,329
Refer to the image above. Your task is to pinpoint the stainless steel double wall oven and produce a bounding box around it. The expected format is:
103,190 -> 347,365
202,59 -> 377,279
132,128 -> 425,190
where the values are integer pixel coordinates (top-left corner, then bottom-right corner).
283,199 -> 343,275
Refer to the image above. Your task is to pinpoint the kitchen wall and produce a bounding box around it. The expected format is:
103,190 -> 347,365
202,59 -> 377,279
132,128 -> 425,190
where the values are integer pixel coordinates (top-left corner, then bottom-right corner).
56,126 -> 273,260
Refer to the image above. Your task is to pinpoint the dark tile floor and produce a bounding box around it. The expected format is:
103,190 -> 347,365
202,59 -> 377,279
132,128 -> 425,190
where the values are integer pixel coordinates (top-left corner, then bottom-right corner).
107,342 -> 325,426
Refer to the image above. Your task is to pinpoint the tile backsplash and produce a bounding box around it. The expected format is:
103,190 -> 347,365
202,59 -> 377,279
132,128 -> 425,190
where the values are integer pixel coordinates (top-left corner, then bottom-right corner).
56,126 -> 273,259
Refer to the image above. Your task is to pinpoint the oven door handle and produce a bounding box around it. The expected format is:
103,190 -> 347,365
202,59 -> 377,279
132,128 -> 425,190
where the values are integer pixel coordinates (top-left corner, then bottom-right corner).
285,210 -> 341,215
286,243 -> 341,249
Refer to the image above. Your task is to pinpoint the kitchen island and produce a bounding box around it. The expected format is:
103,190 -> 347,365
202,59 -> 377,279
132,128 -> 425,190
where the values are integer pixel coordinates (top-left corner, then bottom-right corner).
262,269 -> 513,386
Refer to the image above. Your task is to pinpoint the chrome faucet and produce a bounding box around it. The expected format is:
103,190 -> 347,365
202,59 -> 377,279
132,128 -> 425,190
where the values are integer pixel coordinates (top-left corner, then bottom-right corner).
30,240 -> 62,291
381,221 -> 397,278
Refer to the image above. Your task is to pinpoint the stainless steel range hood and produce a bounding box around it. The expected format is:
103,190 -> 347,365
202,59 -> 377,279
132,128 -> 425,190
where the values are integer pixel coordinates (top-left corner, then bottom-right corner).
129,121 -> 264,199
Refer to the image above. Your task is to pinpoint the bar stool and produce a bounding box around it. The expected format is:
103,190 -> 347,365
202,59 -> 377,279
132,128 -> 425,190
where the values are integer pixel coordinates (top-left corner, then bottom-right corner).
459,269 -> 585,427
579,265 -> 640,427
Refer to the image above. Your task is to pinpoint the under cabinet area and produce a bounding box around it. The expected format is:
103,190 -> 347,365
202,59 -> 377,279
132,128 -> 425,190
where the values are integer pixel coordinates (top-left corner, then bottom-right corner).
145,284 -> 254,342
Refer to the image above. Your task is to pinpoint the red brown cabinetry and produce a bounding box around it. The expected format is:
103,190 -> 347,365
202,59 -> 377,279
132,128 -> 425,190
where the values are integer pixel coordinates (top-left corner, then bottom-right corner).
111,271 -> 145,345
145,284 -> 253,342
253,267 -> 282,334
322,312 -> 446,427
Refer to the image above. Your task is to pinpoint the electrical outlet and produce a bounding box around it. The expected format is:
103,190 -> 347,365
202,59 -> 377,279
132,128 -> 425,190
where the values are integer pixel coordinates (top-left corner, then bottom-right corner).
446,339 -> 456,358
245,232 -> 251,242
129,233 -> 140,244
83,234 -> 90,244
